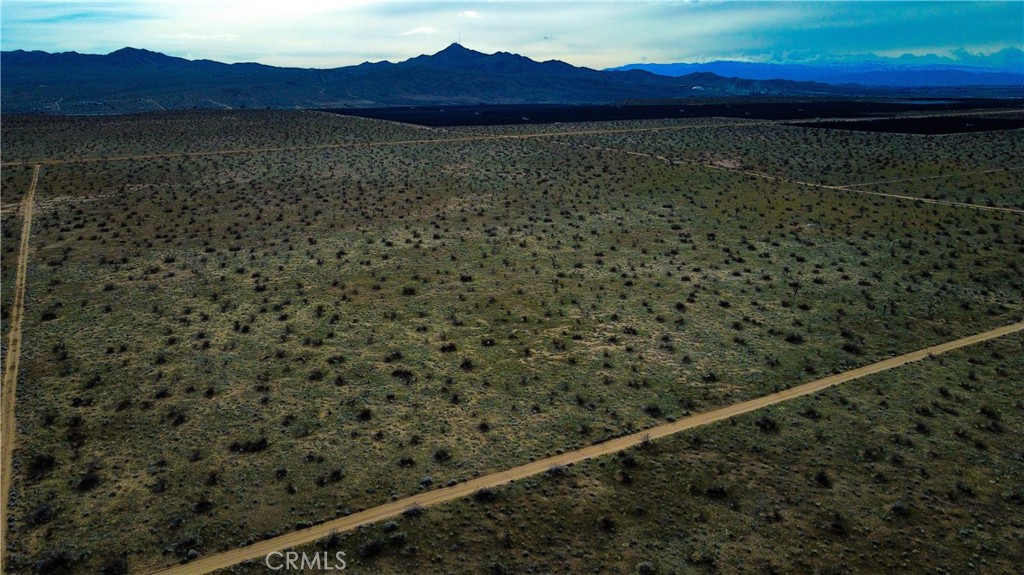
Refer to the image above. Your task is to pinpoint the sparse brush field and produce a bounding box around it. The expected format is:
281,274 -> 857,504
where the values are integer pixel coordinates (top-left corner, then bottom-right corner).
234,332 -> 1024,575
855,167 -> 1024,210
1,109 -> 1021,575
0,111 -> 451,164
535,122 -> 1024,208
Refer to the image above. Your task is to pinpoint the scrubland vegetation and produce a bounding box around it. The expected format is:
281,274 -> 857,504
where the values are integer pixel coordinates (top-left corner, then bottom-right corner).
0,111 -> 450,164
240,333 -> 1024,575
1,109 -> 1020,574
536,123 -> 1024,208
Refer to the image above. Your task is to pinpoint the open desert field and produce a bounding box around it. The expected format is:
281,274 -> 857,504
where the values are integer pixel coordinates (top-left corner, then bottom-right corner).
1,107 -> 1021,575
216,331 -> 1024,575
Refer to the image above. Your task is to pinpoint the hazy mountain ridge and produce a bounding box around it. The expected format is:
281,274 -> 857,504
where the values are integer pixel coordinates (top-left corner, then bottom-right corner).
2,44 -> 1017,114
2,44 -> 859,114
607,59 -> 1024,87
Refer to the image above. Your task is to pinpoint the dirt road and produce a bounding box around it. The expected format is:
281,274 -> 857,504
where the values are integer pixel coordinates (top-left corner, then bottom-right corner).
720,165 -> 1024,215
582,143 -> 1024,215
148,320 -> 1024,575
837,166 -> 1024,189
0,165 -> 40,573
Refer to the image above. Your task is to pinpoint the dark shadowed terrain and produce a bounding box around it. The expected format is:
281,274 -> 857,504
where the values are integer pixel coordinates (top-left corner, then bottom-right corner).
325,99 -> 1022,127
793,115 -> 1024,135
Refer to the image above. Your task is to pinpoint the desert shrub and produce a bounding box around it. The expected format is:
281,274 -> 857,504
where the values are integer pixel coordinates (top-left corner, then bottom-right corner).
637,561 -> 657,575
150,478 -> 169,493
26,453 -> 56,480
755,415 -> 778,433
101,557 -> 128,575
33,549 -> 77,574
488,563 -> 510,575
546,464 -> 570,477
228,437 -> 268,453
979,404 -> 1001,421
800,407 -> 822,420
316,469 -> 344,487
65,416 -> 86,448
391,369 -> 415,383
473,488 -> 498,503
889,501 -> 912,518
823,512 -> 850,537
703,485 -> 729,499
193,499 -> 213,514
842,342 -> 864,355
357,538 -> 383,559
75,468 -> 101,492
24,503 -> 56,527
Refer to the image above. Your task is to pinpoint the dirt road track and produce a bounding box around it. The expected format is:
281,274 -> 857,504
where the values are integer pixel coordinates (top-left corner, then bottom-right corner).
579,143 -> 1024,215
720,166 -> 1024,215
1,165 -> 39,574
837,166 -> 1024,189
149,320 -> 1024,575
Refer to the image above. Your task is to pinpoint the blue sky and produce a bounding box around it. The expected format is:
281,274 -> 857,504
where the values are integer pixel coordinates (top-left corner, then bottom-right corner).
2,1 -> 1022,70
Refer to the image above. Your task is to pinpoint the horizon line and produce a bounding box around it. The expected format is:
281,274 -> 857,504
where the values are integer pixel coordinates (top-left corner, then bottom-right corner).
3,43 -> 1022,74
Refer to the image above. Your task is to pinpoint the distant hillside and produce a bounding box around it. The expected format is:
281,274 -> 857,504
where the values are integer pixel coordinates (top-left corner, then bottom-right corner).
607,60 -> 1024,88
2,44 -> 856,114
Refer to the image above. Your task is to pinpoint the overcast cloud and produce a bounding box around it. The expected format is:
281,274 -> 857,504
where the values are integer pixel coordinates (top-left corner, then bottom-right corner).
2,1 -> 1021,70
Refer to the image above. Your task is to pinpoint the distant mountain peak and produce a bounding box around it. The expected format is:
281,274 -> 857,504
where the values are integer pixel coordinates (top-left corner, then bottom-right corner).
403,42 -> 491,69
438,42 -> 475,54
431,43 -> 487,60
109,47 -> 157,55
106,46 -> 175,65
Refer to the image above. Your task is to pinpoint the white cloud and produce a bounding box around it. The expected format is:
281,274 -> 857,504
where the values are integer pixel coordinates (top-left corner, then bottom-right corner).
400,26 -> 436,36
160,33 -> 238,41
2,1 -> 1020,70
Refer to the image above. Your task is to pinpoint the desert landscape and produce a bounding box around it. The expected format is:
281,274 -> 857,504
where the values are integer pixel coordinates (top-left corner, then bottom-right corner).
1,103 -> 1021,574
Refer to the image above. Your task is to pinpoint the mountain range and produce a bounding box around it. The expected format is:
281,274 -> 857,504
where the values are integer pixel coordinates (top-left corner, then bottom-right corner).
607,60 -> 1024,88
2,44 -> 1020,114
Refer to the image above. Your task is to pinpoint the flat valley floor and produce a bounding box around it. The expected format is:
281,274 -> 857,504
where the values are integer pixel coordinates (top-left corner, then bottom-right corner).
1,108 -> 1022,574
